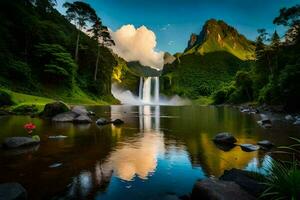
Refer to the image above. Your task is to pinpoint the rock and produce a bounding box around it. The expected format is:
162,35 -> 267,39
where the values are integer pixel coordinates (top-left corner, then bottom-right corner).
293,120 -> 300,125
12,105 -> 38,115
257,118 -> 272,128
48,135 -> 67,139
112,119 -> 124,125
214,143 -> 236,152
49,163 -> 62,168
0,182 -> 27,200
257,140 -> 274,148
0,109 -> 10,116
241,108 -> 250,113
213,132 -> 237,145
285,115 -> 294,121
71,106 -> 88,116
73,115 -> 92,124
191,178 -> 255,200
88,111 -> 95,116
52,111 -> 78,122
96,118 -> 110,126
40,101 -> 69,118
2,137 -> 40,149
220,168 -> 265,197
240,144 -> 259,152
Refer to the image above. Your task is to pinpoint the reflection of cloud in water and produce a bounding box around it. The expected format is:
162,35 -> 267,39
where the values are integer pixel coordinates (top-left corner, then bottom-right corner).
107,132 -> 164,181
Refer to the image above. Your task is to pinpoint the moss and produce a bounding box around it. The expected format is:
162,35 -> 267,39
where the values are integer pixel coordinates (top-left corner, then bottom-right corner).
0,89 -> 13,106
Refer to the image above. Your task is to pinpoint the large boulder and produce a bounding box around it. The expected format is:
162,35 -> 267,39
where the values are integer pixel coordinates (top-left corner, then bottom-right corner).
71,106 -> 88,116
0,182 -> 27,200
73,115 -> 92,124
240,144 -> 259,152
220,168 -> 265,197
2,137 -> 40,149
191,178 -> 255,200
41,101 -> 69,118
52,111 -> 78,122
213,132 -> 237,145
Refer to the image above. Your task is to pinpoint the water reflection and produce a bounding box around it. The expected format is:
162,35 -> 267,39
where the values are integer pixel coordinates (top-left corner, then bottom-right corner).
1,106 -> 298,199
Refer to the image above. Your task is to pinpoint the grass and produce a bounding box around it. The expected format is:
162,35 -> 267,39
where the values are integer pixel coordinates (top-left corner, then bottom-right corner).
0,87 -> 113,114
193,96 -> 214,105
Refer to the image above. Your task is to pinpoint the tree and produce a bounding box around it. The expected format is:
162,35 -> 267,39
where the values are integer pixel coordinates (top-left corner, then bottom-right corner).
89,17 -> 115,80
35,0 -> 56,13
271,31 -> 281,49
273,5 -> 300,44
63,1 -> 97,61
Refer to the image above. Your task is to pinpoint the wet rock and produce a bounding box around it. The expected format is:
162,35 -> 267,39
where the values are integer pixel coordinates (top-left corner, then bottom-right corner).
257,118 -> 272,128
220,168 -> 265,197
240,144 -> 259,152
12,105 -> 38,115
285,115 -> 294,121
52,111 -> 78,122
49,163 -> 62,168
213,132 -> 237,145
191,178 -> 255,200
96,118 -> 110,126
40,101 -> 69,118
112,119 -> 124,125
2,137 -> 40,149
88,111 -> 95,116
73,115 -> 92,124
257,140 -> 274,149
293,119 -> 300,125
214,143 -> 236,152
0,109 -> 10,116
48,135 -> 67,139
71,106 -> 88,116
0,182 -> 27,200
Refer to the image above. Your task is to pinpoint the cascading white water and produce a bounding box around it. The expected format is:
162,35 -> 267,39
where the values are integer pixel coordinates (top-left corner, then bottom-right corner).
139,76 -> 160,104
154,77 -> 159,104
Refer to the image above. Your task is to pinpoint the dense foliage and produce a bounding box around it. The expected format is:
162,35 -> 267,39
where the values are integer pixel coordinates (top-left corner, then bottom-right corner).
212,4 -> 300,111
0,0 -> 117,101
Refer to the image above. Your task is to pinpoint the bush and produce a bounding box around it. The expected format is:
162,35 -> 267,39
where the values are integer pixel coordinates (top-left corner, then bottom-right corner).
213,82 -> 236,104
0,90 -> 13,106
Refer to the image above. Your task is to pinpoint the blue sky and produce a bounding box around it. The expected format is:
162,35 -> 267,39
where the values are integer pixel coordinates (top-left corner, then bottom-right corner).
56,0 -> 299,54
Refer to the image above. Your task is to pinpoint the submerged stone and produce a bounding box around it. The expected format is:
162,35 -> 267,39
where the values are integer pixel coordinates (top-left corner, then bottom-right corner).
213,132 -> 237,145
240,144 -> 259,152
112,119 -> 124,125
96,118 -> 110,125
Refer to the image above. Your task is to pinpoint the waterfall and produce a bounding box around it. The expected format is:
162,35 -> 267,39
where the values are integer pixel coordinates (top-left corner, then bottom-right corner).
139,76 -> 160,105
139,77 -> 143,100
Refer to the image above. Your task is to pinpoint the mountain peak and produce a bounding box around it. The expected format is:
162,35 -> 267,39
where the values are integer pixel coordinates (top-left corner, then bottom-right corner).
184,19 -> 255,60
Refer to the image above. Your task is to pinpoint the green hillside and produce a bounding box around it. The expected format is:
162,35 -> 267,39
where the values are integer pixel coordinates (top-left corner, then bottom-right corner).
161,19 -> 254,99
184,19 -> 255,60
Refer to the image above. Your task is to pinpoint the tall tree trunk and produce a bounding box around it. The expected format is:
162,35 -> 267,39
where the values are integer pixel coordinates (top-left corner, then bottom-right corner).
75,30 -> 80,62
94,45 -> 100,81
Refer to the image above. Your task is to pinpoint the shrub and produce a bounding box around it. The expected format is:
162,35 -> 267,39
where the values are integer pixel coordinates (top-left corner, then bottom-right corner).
0,90 -> 13,106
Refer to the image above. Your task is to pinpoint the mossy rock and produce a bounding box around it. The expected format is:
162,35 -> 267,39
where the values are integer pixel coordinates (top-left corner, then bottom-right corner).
40,101 -> 70,118
0,90 -> 13,107
12,104 -> 39,115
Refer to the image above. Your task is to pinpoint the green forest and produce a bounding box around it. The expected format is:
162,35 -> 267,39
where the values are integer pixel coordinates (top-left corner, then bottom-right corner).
161,9 -> 300,111
0,0 -> 119,109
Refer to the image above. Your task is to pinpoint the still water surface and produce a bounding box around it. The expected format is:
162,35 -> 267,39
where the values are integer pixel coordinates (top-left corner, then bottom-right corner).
0,105 -> 299,199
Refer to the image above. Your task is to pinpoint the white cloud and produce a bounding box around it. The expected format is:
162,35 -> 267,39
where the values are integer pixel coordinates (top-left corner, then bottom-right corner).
110,25 -> 164,69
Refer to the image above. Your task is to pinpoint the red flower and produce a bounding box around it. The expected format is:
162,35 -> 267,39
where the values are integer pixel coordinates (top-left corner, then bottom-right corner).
24,122 -> 36,134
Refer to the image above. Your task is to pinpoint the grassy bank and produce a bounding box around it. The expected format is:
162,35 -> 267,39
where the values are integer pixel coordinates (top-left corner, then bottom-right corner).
0,88 -> 116,114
